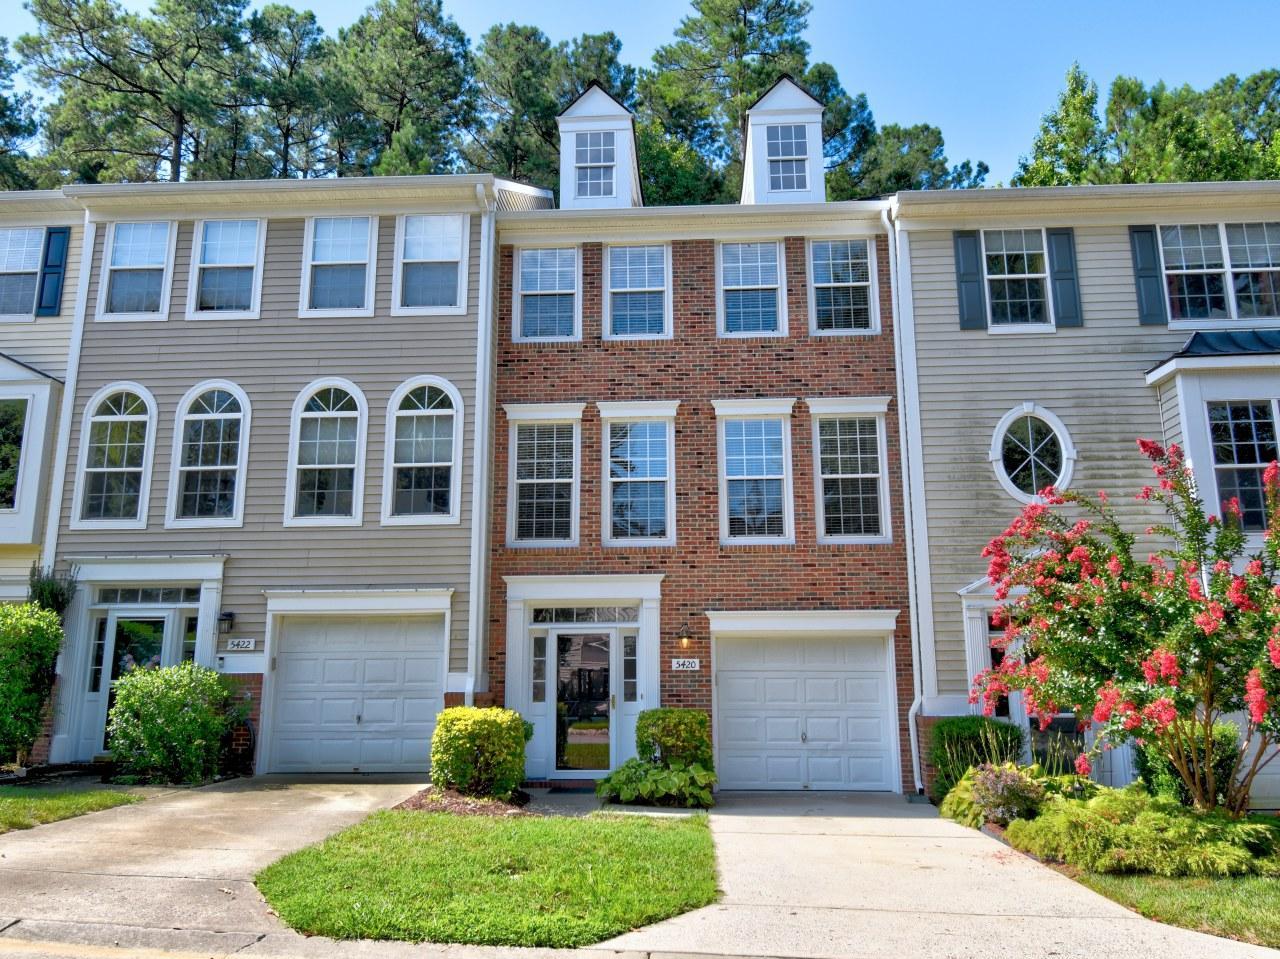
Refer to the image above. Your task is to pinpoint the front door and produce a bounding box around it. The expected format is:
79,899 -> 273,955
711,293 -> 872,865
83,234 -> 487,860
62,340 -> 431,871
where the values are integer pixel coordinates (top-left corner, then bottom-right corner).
79,610 -> 196,757
553,630 -> 615,773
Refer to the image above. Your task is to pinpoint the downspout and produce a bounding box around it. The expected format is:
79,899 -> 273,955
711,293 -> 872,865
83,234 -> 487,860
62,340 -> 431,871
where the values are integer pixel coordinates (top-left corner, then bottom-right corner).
464,183 -> 498,706
882,203 -> 925,794
41,209 -> 95,570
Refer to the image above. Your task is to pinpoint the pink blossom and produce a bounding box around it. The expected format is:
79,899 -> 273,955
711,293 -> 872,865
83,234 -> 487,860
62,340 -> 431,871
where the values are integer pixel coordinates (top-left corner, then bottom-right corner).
1194,602 -> 1225,636
1270,637 -> 1280,670
1137,438 -> 1166,460
1141,648 -> 1181,687
1097,490 -> 1109,504
1074,754 -> 1092,776
1093,684 -> 1122,723
1106,555 -> 1123,576
1246,669 -> 1269,725
1142,698 -> 1178,734
1266,462 -> 1280,493
1248,560 -> 1264,577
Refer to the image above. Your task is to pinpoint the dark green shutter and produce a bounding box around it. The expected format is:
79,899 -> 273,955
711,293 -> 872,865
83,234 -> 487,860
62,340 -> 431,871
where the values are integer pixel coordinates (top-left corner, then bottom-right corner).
35,226 -> 70,317
953,230 -> 987,330
1128,225 -> 1168,326
1046,227 -> 1082,328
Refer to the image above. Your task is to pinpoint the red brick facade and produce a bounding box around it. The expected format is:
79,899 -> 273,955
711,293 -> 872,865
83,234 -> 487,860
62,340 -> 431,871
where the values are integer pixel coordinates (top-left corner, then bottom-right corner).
488,234 -> 916,791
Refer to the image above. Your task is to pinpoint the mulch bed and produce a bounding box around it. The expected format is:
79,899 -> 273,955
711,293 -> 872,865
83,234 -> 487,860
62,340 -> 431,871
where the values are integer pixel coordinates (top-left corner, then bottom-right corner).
393,787 -> 533,816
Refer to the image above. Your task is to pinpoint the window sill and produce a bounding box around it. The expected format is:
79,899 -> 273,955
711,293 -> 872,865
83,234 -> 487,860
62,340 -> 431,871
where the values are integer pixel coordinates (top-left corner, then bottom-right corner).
282,514 -> 364,528
717,329 -> 788,339
986,324 -> 1057,335
164,516 -> 245,530
1169,317 -> 1280,331
0,313 -> 36,324
96,312 -> 169,323
381,513 -> 462,527
185,311 -> 261,322
390,303 -> 468,318
602,537 -> 676,548
70,518 -> 148,531
809,325 -> 880,337
602,331 -> 673,342
512,334 -> 582,344
818,533 -> 893,546
506,538 -> 580,549
719,535 -> 795,547
299,307 -> 376,320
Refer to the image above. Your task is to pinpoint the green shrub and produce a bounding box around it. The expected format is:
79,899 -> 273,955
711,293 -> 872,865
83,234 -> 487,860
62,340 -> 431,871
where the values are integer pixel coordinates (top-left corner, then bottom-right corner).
0,604 -> 65,765
596,758 -> 717,808
1134,722 -> 1241,808
927,715 -> 1024,803
108,662 -> 235,784
939,767 -> 984,828
1005,786 -> 1280,877
27,564 -> 78,620
635,708 -> 713,769
430,707 -> 529,800
970,762 -> 1046,825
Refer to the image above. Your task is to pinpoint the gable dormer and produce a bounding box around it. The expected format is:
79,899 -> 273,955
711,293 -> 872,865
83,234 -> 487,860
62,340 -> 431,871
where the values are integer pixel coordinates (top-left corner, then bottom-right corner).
741,76 -> 825,205
557,82 -> 642,210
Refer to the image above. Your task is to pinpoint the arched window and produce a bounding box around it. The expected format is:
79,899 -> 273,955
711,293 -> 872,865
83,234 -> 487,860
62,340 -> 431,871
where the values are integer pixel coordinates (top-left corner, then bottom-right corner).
168,381 -> 250,526
990,403 -> 1077,503
286,379 -> 366,525
77,384 -> 156,526
382,377 -> 463,524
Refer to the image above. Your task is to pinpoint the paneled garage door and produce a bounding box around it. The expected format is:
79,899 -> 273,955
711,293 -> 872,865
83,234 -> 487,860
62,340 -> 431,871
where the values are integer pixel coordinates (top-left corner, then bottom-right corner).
715,635 -> 895,791
267,615 -> 445,773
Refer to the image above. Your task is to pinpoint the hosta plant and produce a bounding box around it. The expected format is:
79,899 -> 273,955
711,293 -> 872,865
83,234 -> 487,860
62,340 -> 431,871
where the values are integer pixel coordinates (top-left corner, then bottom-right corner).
973,439 -> 1280,815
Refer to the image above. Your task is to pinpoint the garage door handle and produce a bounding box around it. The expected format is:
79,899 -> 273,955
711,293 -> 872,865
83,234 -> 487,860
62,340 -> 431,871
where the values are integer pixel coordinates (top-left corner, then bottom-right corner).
800,731 -> 807,743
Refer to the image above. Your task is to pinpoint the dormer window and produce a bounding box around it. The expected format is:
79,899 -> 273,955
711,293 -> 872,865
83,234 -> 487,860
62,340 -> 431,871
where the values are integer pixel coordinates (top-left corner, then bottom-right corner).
766,124 -> 808,192
575,131 -> 615,198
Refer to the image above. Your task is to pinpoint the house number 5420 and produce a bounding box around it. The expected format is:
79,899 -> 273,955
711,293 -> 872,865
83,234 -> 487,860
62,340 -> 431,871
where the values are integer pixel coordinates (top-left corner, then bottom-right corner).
671,658 -> 700,671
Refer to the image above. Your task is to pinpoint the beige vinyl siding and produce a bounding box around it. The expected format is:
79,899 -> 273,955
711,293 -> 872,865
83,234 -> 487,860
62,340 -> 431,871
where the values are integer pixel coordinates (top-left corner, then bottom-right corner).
58,215 -> 482,672
1156,377 -> 1183,449
911,225 -> 1186,695
0,223 -> 82,379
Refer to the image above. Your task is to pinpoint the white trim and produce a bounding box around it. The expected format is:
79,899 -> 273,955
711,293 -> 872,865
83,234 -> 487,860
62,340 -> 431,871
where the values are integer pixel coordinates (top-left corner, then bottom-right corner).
601,243 -> 673,341
163,379 -> 252,529
979,227 -> 1056,334
810,406 -> 892,545
1146,353 -> 1280,386
95,220 -> 178,322
380,375 -> 464,526
504,402 -> 586,422
711,397 -> 796,417
283,376 -> 368,527
505,408 -> 582,548
1155,220 -> 1280,330
41,215 -> 94,567
598,402 -> 678,548
70,381 -> 158,531
0,382 -> 54,545
68,554 -> 227,583
715,401 -> 796,546
805,395 -> 891,415
716,239 -> 788,338
299,215 -> 378,319
263,587 -> 454,615
572,129 -> 618,200
707,609 -> 900,636
989,402 -> 1078,504
806,236 -> 881,336
511,244 -> 582,343
183,218 -> 267,322
0,226 -> 47,322
389,213 -> 470,317
504,573 -> 664,603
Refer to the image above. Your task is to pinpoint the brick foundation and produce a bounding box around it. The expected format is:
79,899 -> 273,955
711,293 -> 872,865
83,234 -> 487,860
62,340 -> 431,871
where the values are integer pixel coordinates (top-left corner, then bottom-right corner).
224,674 -> 262,772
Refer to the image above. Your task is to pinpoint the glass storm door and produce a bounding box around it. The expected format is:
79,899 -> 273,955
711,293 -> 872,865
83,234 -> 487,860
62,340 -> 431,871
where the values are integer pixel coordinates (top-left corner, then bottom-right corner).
553,631 -> 614,772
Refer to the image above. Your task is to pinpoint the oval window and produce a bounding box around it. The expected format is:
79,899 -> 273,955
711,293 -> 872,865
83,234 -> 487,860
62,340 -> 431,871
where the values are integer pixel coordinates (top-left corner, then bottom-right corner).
998,414 -> 1065,498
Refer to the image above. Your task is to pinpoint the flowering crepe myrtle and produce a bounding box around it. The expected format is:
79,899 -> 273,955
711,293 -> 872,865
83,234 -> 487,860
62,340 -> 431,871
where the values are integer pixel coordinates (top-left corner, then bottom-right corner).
972,439 -> 1280,815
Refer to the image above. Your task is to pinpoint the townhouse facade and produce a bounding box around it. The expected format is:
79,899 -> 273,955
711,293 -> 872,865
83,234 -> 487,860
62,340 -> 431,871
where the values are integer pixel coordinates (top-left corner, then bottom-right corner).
3,74 -> 1278,804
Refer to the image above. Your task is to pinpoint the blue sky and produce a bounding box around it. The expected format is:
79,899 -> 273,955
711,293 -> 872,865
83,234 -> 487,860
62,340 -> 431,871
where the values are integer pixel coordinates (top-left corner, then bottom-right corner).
8,0 -> 1280,183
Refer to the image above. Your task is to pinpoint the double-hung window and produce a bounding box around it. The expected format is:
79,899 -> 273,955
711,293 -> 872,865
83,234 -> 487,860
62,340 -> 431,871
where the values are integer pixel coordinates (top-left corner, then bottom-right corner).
605,245 -> 669,338
515,248 -> 578,340
0,228 -> 43,318
76,385 -> 156,527
599,401 -> 678,546
982,229 -> 1051,328
575,131 -> 615,198
809,398 -> 890,543
810,239 -> 874,332
1159,222 -> 1280,323
101,222 -> 174,320
303,216 -> 375,315
719,241 -> 784,336
383,377 -> 462,524
188,220 -> 264,320
715,399 -> 795,544
0,396 -> 29,509
287,380 -> 367,525
393,214 -> 467,314
1207,400 -> 1278,531
168,382 -> 250,526
506,404 -> 583,546
766,124 -> 808,192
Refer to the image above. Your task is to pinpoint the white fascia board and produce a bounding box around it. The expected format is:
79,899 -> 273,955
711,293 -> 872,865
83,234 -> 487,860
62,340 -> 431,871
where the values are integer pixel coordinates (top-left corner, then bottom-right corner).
596,400 -> 680,419
263,588 -> 454,615
806,396 -> 891,415
69,554 -> 228,583
1146,354 -> 1280,386
712,397 -> 796,417
503,574 -> 664,604
504,402 -> 586,422
707,609 -> 900,636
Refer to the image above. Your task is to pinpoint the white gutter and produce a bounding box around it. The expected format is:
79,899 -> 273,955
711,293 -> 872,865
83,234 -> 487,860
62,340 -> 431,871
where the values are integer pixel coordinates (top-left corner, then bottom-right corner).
40,210 -> 95,571
883,204 -> 924,794
464,184 -> 499,705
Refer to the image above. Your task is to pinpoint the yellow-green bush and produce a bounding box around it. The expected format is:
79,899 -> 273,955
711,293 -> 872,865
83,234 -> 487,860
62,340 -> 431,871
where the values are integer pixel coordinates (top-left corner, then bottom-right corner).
430,707 -> 530,799
0,604 -> 64,764
635,708 -> 713,769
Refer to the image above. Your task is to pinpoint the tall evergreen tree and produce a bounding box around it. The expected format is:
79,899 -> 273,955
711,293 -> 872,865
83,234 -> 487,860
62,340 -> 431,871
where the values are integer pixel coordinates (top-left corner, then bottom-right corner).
0,39 -> 35,189
1013,63 -> 1105,186
248,5 -> 327,178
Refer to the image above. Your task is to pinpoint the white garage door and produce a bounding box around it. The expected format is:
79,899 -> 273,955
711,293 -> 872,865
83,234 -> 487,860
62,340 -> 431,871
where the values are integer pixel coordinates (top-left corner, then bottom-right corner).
268,615 -> 445,773
715,635 -> 895,791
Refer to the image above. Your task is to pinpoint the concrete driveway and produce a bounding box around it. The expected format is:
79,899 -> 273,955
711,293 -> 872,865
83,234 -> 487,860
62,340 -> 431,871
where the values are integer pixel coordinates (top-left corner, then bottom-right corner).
602,792 -> 1277,959
0,776 -> 422,954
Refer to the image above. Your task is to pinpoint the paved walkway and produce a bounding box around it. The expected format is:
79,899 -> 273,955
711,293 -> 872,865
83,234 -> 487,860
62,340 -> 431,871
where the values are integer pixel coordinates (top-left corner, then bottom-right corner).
602,792 -> 1277,959
0,783 -> 1274,959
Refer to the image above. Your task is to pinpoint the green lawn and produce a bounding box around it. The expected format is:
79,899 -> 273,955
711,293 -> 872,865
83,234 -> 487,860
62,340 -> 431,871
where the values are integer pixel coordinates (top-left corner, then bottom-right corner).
256,811 -> 718,947
0,786 -> 141,834
1078,873 -> 1280,949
